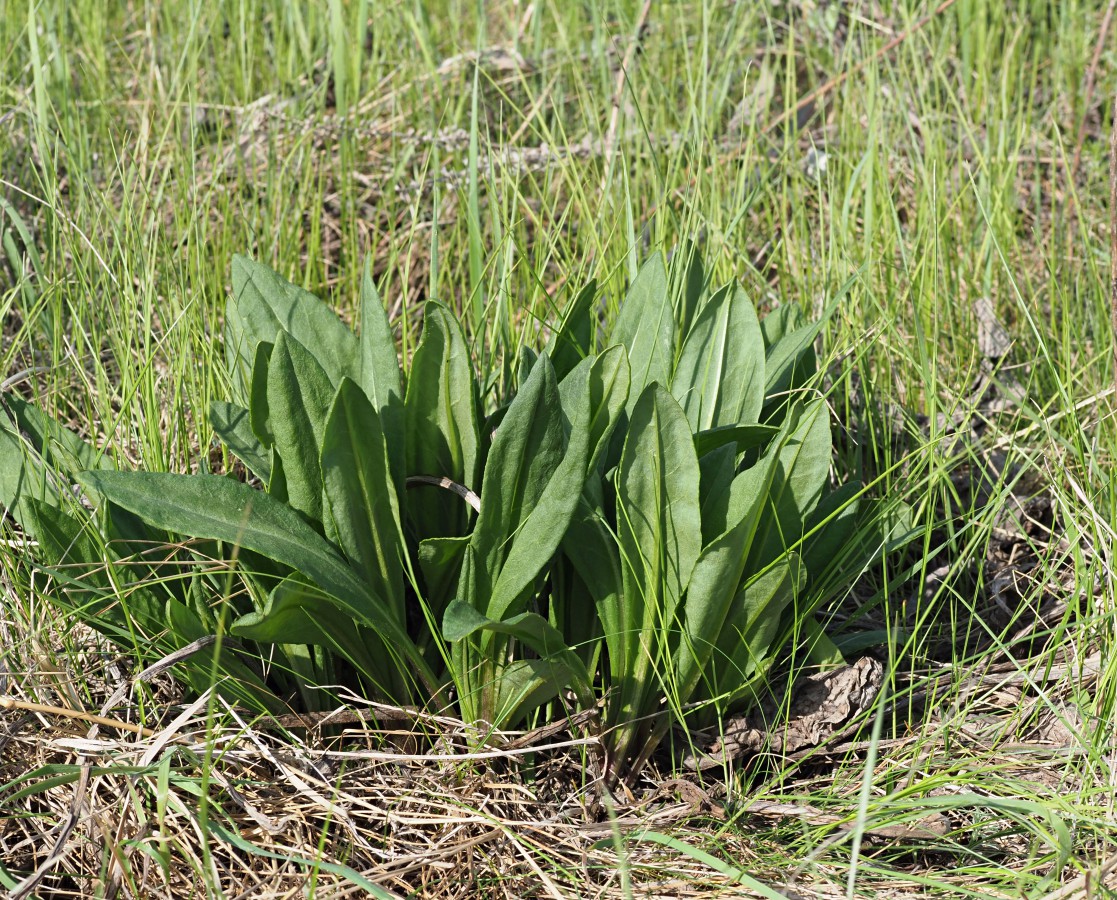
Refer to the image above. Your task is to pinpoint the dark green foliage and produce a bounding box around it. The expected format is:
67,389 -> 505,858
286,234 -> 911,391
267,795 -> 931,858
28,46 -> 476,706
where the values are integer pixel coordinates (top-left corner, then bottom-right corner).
0,249 -> 912,783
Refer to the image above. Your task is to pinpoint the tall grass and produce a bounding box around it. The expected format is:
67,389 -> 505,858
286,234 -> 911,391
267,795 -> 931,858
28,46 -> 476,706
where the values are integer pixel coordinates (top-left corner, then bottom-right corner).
2,0 -> 1115,896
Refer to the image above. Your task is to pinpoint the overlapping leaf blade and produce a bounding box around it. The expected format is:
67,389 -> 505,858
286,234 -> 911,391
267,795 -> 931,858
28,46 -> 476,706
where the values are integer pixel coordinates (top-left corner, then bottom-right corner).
321,378 -> 406,624
232,574 -> 397,692
485,348 -> 629,622
77,470 -> 438,696
748,398 -> 832,570
358,259 -> 405,488
267,332 -> 335,525
546,279 -> 598,380
617,385 -> 702,621
209,401 -> 271,482
467,354 -> 565,609
0,422 -> 61,530
716,555 -> 805,702
561,477 -> 625,664
228,255 -> 359,388
674,479 -> 768,699
444,600 -> 593,708
672,282 -> 765,430
609,253 -> 673,408
404,302 -> 479,540
5,395 -> 115,477
611,385 -> 702,752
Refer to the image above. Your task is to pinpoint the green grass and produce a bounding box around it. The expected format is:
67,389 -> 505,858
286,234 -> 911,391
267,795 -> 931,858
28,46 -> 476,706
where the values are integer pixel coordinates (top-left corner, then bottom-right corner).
2,0 -> 1115,897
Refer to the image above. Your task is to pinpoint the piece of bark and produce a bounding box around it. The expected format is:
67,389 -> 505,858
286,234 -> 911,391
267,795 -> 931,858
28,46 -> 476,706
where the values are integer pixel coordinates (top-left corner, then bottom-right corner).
684,656 -> 884,770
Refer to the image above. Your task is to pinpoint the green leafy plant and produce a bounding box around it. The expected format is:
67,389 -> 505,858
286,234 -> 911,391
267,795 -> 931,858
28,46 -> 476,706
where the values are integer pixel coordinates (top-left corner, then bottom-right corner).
547,252 -> 912,776
0,248 -> 910,782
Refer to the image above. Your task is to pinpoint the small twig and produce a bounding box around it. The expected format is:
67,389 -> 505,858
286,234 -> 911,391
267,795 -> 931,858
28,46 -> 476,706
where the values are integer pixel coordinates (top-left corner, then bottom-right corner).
0,695 -> 154,737
1070,0 -> 1117,183
1037,847 -> 1117,900
1110,94 -> 1117,410
650,0 -> 961,221
1,365 -> 53,392
405,474 -> 481,513
598,0 -> 653,197
760,0 -> 962,135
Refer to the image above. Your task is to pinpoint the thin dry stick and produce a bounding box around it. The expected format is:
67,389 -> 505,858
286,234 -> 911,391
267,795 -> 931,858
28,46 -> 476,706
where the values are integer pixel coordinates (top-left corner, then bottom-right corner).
760,0 -> 962,135
599,0 -> 653,197
1070,0 -> 1117,183
1110,94 -> 1117,408
654,0 -> 962,216
405,474 -> 481,512
0,695 -> 155,738
1066,0 -> 1117,256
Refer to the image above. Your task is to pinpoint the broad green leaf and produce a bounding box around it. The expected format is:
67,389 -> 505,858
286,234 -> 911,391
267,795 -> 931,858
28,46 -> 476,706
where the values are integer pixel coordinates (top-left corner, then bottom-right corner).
516,345 -> 539,386
23,499 -> 146,632
698,444 -> 737,544
546,279 -> 597,380
805,495 -> 917,610
672,283 -> 765,430
799,481 -> 861,579
418,534 -> 470,620
223,293 -> 251,402
694,423 -> 778,459
612,385 -> 702,743
77,471 -> 437,694
466,350 -> 628,632
724,449 -> 778,530
358,257 -> 405,488
78,472 -> 352,601
443,600 -> 593,707
558,345 -> 630,474
156,624 -> 290,714
229,255 -> 359,387
669,238 -> 706,345
209,401 -> 271,482
321,379 -> 405,621
24,499 -> 101,576
617,385 -> 702,620
609,253 -> 673,404
232,575 -> 392,687
404,302 -> 480,540
715,555 -> 804,705
455,354 -> 598,723
267,332 -> 335,525
0,423 -> 60,531
248,340 -> 275,449
489,657 -> 587,730
25,498 -> 281,712
761,279 -> 848,406
562,479 -> 624,665
674,485 -> 767,699
5,395 -> 115,476
748,399 -> 832,570
469,354 -> 564,602
469,355 -> 567,625
802,618 -> 846,669
489,349 -> 628,623
548,555 -> 601,670
759,302 -> 806,349
268,446 -> 288,503
25,495 -> 177,628
763,320 -> 819,404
